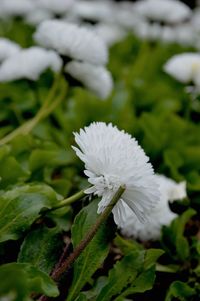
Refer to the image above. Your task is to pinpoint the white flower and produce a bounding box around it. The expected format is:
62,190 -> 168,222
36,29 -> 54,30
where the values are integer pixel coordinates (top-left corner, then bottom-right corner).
0,38 -> 21,63
0,46 -> 62,82
133,0 -> 191,24
121,175 -> 187,241
34,20 -> 108,65
35,0 -> 75,15
65,61 -> 113,99
69,1 -> 114,23
164,53 -> 200,86
25,9 -> 53,25
72,122 -> 160,225
94,23 -> 126,47
0,0 -> 35,18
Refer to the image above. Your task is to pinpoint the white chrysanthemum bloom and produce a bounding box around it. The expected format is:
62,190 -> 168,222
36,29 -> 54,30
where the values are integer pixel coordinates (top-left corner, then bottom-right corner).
0,46 -> 62,82
164,53 -> 200,86
72,122 -> 160,225
94,23 -> 126,47
69,1 -> 114,23
113,2 -> 143,29
121,174 -> 187,241
34,20 -> 108,65
0,0 -> 35,18
65,61 -> 113,99
0,38 -> 21,63
35,0 -> 75,15
133,0 -> 191,24
25,8 -> 53,25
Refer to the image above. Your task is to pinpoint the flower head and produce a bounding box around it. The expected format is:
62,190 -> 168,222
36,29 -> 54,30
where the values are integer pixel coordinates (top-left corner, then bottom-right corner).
121,175 -> 187,241
133,0 -> 191,24
72,122 -> 160,225
0,38 -> 21,63
65,61 -> 113,99
164,53 -> 200,86
0,46 -> 62,82
0,0 -> 34,18
34,20 -> 108,65
36,0 -> 74,15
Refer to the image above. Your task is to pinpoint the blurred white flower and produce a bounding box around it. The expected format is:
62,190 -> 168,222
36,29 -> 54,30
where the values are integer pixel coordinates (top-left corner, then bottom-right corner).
69,1 -> 114,22
0,46 -> 62,82
0,0 -> 35,18
0,38 -> 21,63
25,8 -> 53,25
65,61 -> 113,99
35,0 -> 75,15
191,8 -> 200,33
133,0 -> 191,24
164,53 -> 200,86
121,174 -> 187,241
94,23 -> 126,47
72,122 -> 160,225
34,20 -> 108,65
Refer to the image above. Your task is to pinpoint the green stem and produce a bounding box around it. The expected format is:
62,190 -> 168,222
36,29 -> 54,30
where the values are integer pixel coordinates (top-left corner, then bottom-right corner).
52,185 -> 126,283
0,73 -> 66,145
49,190 -> 86,211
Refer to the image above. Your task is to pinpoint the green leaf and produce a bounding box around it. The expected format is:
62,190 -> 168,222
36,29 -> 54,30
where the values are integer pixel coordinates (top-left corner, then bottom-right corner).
114,234 -> 143,254
96,251 -> 144,301
29,148 -> 75,172
162,209 -> 196,261
18,226 -> 63,274
165,281 -> 195,301
0,184 -> 60,242
96,249 -> 163,301
66,199 -> 113,301
0,263 -> 59,301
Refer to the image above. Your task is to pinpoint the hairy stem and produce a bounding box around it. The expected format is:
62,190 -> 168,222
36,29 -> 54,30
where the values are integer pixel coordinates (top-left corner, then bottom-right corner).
53,185 -> 126,282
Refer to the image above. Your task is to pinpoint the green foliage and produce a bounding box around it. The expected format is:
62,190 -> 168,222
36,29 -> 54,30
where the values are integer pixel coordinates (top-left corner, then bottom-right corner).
67,199 -> 113,301
0,184 -> 60,242
0,263 -> 59,301
18,226 -> 63,274
165,281 -> 196,301
96,249 -> 164,301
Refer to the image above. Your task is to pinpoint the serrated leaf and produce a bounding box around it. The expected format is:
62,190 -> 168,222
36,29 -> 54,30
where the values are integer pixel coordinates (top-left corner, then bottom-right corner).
18,226 -> 63,274
0,263 -> 59,301
96,251 -> 144,301
66,199 -> 113,301
0,184 -> 60,242
165,281 -> 195,301
96,248 -> 163,301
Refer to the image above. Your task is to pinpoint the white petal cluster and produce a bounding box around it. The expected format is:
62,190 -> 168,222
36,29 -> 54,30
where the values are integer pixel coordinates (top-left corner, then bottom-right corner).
121,175 -> 187,241
69,1 -> 114,23
133,0 -> 191,24
0,38 -> 21,63
25,9 -> 53,25
35,0 -> 75,15
72,122 -> 160,225
164,53 -> 200,86
0,46 -> 62,82
65,61 -> 113,99
34,20 -> 108,65
0,0 -> 34,18
94,23 -> 126,47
